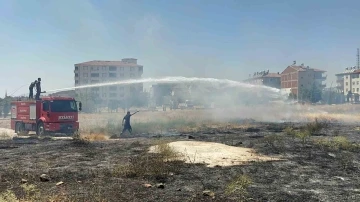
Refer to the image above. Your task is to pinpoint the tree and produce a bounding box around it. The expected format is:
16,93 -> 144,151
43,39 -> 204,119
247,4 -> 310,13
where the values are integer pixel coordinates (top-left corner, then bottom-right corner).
298,84 -> 322,103
1,96 -> 12,118
309,84 -> 322,103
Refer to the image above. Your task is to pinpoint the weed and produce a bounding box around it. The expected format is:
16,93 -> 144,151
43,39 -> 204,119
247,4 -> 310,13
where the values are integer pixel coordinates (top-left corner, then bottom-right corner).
263,134 -> 285,153
332,136 -> 354,150
304,118 -> 328,135
81,133 -> 108,141
225,175 -> 252,201
283,126 -> 296,137
113,140 -> 185,180
0,190 -> 17,202
295,130 -> 311,146
314,136 -> 359,152
21,183 -> 41,201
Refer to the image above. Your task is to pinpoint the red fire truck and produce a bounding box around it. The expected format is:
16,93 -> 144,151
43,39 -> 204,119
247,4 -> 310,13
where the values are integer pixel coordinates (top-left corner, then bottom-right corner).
10,96 -> 82,136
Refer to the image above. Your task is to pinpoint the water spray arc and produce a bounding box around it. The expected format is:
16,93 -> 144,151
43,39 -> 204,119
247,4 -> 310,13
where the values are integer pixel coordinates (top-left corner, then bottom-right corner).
46,76 -> 281,94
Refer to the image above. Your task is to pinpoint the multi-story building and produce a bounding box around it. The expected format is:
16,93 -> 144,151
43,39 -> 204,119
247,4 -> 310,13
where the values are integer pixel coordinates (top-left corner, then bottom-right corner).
244,70 -> 281,89
280,62 -> 326,98
74,58 -> 144,106
335,66 -> 360,95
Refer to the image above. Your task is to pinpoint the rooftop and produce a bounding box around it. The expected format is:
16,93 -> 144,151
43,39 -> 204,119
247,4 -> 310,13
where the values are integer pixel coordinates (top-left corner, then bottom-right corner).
289,65 -> 326,72
335,67 -> 360,75
75,59 -> 141,66
245,72 -> 281,81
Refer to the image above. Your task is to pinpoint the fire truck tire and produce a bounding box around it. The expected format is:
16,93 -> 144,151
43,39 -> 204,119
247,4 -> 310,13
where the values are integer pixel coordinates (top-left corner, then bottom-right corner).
36,122 -> 47,137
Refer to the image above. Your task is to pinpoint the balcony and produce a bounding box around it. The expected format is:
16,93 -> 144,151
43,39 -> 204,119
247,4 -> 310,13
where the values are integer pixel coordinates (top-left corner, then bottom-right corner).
336,78 -> 344,83
315,75 -> 327,80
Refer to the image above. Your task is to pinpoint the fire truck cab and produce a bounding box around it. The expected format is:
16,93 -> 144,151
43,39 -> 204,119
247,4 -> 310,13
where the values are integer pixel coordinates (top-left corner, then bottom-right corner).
10,96 -> 82,136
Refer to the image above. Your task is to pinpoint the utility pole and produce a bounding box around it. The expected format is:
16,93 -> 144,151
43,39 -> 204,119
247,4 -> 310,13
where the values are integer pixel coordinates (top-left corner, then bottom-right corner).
357,48 -> 359,69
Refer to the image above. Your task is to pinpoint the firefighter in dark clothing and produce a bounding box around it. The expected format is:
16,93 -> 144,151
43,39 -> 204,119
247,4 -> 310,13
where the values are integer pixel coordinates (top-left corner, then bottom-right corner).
28,80 -> 37,99
120,110 -> 139,135
35,78 -> 42,100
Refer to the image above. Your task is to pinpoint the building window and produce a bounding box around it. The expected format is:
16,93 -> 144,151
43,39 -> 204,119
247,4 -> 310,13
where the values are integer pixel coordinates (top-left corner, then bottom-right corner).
102,73 -> 107,77
83,66 -> 88,70
357,88 -> 359,92
346,76 -> 348,79
102,93 -> 107,97
91,67 -> 99,71
353,82 -> 355,85
75,80 -> 79,84
120,67 -> 124,71
102,66 -> 107,71
75,66 -> 79,70
91,73 -> 100,77
109,66 -> 117,71
83,73 -> 88,77
138,66 -> 143,72
109,73 -> 117,78
353,88 -> 355,92
119,73 -> 124,77
109,86 -> 117,90
357,81 -> 359,85
130,67 -> 134,71
91,80 -> 99,83
110,93 -> 117,97
75,73 -> 78,77
346,82 -> 348,86
130,73 -> 135,78
119,87 -> 124,91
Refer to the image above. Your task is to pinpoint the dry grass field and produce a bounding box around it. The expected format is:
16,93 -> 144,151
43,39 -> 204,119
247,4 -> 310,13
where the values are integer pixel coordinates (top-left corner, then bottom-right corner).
1,104 -> 360,201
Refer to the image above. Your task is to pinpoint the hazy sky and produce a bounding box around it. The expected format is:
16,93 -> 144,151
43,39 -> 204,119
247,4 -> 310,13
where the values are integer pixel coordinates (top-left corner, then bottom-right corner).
1,0 -> 360,96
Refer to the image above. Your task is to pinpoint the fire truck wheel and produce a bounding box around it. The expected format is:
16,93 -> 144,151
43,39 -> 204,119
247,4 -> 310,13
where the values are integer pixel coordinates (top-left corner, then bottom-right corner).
36,122 -> 47,137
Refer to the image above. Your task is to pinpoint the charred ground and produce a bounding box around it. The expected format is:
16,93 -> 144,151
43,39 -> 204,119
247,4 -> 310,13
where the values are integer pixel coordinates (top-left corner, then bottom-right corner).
1,117 -> 360,201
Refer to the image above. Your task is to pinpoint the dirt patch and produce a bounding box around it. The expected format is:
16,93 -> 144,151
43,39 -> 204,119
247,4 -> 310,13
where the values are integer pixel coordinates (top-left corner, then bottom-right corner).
150,140 -> 281,167
0,128 -> 15,139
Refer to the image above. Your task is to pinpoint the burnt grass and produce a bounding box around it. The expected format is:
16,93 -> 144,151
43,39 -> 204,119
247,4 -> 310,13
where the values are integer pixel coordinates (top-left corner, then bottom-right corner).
1,122 -> 360,201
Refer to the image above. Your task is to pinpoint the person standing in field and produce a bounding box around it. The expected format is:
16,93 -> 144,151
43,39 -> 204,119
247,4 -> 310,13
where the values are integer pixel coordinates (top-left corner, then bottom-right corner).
120,110 -> 139,135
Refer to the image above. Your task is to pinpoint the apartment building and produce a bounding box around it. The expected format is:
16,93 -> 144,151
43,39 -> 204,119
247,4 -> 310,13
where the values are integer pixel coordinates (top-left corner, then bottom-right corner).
244,70 -> 281,89
335,66 -> 360,95
280,62 -> 326,98
74,58 -> 144,105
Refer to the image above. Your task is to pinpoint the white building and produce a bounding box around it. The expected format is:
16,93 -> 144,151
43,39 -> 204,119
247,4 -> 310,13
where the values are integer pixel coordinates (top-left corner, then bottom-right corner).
74,58 -> 144,105
335,67 -> 360,95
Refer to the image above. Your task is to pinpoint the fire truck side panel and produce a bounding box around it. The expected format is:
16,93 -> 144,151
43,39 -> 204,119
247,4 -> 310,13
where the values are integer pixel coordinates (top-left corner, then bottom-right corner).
11,101 -> 38,132
29,104 -> 36,120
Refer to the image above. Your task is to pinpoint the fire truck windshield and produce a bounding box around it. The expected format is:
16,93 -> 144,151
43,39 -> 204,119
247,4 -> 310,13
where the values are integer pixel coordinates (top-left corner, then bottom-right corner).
50,100 -> 78,112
